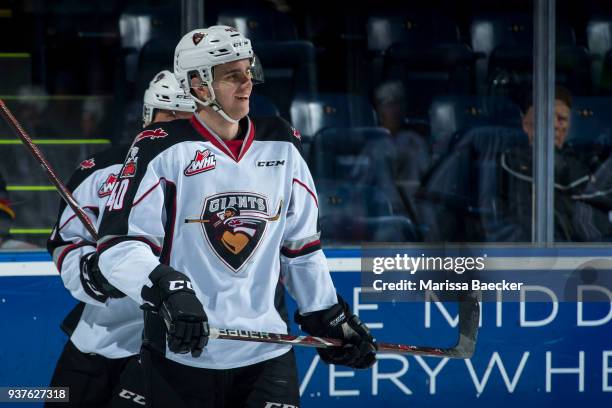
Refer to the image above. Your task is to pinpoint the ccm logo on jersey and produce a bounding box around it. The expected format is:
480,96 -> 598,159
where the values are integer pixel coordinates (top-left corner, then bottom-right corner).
264,403 -> 297,408
118,389 -> 145,406
97,173 -> 118,198
168,280 -> 193,291
184,149 -> 216,176
134,128 -> 168,144
256,160 -> 285,167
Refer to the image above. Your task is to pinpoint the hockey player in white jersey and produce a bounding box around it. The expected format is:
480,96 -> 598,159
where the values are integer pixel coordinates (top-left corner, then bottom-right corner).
46,70 -> 194,408
97,26 -> 376,407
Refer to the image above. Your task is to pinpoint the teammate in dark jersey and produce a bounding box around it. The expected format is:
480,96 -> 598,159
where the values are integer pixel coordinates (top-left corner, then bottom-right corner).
97,26 -> 376,407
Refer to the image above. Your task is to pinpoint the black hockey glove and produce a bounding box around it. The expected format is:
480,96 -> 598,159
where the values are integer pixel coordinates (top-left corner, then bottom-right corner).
79,252 -> 126,302
295,295 -> 377,369
142,265 -> 209,358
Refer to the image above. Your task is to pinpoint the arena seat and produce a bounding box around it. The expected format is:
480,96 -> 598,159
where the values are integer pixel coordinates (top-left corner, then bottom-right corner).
368,13 -> 475,120
587,16 -> 612,92
290,94 -> 377,141
249,93 -> 279,118
471,13 -> 589,94
429,94 -> 521,157
566,96 -> 612,147
217,9 -> 298,42
119,5 -> 180,84
309,126 -> 389,181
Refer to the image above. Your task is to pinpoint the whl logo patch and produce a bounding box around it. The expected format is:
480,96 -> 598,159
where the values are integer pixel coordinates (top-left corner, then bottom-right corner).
184,149 -> 216,176
97,173 -> 118,198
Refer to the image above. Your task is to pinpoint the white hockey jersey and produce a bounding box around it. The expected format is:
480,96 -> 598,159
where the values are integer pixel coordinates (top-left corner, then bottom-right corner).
98,115 -> 338,369
48,145 -> 143,358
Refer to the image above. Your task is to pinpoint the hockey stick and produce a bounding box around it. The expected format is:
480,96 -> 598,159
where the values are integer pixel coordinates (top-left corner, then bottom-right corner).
210,289 -> 480,358
184,200 -> 283,224
0,99 -> 98,239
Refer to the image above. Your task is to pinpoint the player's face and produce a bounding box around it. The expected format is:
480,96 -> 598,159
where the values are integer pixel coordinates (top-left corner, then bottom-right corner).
212,59 -> 253,120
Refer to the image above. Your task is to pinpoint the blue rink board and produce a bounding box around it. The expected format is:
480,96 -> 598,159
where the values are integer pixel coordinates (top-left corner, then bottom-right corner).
0,252 -> 611,407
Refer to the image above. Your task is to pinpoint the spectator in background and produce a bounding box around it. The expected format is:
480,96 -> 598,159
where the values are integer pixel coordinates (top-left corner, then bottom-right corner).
517,85 -> 572,149
373,80 -> 430,185
353,81 -> 431,215
491,85 -> 612,241
0,173 -> 38,250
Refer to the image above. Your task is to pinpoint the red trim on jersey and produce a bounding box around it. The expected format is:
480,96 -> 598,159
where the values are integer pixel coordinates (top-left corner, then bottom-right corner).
191,115 -> 233,157
190,115 -> 255,163
97,236 -> 162,256
58,206 -> 99,231
281,239 -> 321,255
292,178 -> 318,207
223,139 -> 244,158
57,242 -> 93,272
132,178 -> 173,207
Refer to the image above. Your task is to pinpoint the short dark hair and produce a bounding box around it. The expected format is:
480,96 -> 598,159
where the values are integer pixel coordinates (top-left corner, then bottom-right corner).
555,85 -> 572,110
515,85 -> 573,114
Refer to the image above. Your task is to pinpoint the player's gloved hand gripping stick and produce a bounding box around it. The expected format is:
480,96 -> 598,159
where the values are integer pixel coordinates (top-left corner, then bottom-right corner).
0,99 -> 480,359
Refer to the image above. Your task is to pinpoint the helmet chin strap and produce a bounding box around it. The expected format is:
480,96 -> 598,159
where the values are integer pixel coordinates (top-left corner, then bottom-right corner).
210,101 -> 239,124
190,86 -> 240,125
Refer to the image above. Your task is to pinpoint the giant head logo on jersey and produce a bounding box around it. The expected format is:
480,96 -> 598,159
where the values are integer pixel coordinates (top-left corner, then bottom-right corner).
185,193 -> 282,272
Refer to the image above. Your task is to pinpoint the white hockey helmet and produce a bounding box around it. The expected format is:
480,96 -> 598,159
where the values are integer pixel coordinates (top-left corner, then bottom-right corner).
174,25 -> 263,124
142,70 -> 196,127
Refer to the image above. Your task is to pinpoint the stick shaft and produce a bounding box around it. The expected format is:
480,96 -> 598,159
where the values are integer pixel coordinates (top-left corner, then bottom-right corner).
209,328 -> 459,358
209,293 -> 480,359
0,100 -> 98,239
